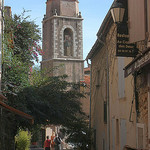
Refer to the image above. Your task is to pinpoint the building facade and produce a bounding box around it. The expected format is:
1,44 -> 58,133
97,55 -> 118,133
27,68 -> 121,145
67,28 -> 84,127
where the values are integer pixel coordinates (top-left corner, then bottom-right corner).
86,0 -> 141,149
41,0 -> 84,83
80,65 -> 90,116
124,0 -> 150,149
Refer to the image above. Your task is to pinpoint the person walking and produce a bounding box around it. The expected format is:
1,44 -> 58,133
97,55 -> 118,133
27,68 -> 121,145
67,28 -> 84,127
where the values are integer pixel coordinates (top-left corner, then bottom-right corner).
44,136 -> 51,150
51,132 -> 55,150
54,134 -> 62,150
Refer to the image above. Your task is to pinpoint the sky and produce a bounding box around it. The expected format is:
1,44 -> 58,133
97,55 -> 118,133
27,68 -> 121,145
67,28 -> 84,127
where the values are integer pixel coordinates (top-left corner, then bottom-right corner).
4,0 -> 113,66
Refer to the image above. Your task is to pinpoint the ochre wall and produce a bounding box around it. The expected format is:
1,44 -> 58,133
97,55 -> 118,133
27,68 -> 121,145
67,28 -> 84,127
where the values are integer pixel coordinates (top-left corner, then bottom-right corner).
90,24 -> 137,150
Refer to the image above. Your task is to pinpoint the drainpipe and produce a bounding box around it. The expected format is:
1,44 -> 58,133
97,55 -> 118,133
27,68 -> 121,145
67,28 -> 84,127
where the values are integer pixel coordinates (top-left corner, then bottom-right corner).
97,37 -> 110,150
106,49 -> 110,150
134,72 -> 139,116
134,72 -> 138,149
87,59 -> 92,129
86,59 -> 93,150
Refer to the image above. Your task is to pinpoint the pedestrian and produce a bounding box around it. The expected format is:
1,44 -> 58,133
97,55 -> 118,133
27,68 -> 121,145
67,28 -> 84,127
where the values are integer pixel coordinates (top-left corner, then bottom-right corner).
54,134 -> 63,150
44,136 -> 51,150
51,132 -> 55,150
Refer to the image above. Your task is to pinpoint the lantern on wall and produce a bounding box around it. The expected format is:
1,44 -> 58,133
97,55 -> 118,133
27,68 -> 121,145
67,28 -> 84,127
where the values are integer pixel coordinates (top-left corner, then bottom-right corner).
110,0 -> 125,23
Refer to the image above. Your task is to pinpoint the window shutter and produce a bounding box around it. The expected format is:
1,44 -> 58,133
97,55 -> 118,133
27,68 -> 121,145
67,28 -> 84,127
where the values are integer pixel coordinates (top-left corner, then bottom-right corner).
104,101 -> 107,124
128,0 -> 146,43
137,127 -> 144,149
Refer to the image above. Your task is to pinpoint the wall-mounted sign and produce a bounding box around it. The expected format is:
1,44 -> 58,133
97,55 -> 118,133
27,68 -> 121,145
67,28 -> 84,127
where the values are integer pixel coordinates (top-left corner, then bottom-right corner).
116,24 -> 138,57
124,48 -> 150,77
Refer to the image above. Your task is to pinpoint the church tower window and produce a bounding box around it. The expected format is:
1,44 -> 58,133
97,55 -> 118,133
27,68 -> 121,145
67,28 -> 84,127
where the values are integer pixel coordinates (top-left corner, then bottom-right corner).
64,28 -> 73,56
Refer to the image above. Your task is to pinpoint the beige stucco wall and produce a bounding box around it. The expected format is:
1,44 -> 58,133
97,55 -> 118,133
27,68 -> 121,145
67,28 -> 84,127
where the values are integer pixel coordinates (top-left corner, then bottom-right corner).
90,24 -> 137,150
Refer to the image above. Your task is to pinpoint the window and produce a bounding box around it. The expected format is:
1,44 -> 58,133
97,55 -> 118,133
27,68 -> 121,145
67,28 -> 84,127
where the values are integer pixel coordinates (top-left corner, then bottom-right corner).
118,57 -> 125,98
128,0 -> 146,43
64,28 -> 73,56
137,123 -> 145,149
104,101 -> 107,124
96,70 -> 100,87
94,129 -> 96,150
116,119 -> 120,149
103,139 -> 105,150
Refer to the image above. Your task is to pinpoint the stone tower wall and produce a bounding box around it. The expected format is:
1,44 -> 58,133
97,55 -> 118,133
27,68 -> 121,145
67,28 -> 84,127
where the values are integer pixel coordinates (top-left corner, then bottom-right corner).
46,0 -> 79,17
42,0 -> 84,82
42,19 -> 54,60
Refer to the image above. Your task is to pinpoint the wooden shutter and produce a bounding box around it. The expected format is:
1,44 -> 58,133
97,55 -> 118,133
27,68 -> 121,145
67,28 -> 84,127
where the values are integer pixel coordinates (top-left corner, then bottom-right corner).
128,0 -> 146,43
118,57 -> 125,98
138,127 -> 144,149
104,101 -> 107,124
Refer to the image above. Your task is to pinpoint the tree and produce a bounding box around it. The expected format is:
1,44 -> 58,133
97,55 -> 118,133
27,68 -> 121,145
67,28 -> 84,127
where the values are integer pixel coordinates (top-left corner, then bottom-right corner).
1,10 -> 42,149
2,10 -> 42,95
15,129 -> 31,150
2,10 -> 91,149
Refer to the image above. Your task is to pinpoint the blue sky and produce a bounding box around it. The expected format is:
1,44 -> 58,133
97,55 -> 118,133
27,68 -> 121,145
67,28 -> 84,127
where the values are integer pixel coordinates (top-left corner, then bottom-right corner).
4,0 -> 113,66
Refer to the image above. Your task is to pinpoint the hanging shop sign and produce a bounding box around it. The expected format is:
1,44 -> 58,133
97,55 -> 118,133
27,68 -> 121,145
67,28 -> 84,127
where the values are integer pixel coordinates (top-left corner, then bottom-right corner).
116,24 -> 138,57
124,48 -> 150,77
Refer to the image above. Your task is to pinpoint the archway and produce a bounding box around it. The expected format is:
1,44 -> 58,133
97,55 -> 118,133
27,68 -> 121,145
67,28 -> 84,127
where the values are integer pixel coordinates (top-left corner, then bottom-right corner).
64,28 -> 73,56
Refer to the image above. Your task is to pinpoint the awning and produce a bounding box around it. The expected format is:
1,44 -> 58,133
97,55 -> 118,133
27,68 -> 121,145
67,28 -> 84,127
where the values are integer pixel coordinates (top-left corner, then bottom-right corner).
0,94 -> 34,124
124,48 -> 150,77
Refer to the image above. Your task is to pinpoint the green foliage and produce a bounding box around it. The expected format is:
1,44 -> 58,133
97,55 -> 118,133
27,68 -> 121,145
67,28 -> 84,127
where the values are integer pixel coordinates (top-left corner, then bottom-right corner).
2,10 -> 92,149
11,69 -> 91,148
31,125 -> 41,142
2,10 -> 42,95
60,116 -> 92,150
12,74 -> 85,126
4,10 -> 42,63
15,129 -> 31,150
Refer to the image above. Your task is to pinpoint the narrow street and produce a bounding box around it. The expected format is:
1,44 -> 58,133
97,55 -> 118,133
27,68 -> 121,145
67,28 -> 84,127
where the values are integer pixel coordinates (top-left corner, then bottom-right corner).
1,0 -> 150,150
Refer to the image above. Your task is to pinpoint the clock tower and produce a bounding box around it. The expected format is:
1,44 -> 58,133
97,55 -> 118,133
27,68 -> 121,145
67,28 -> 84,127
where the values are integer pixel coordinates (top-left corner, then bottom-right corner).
41,0 -> 84,82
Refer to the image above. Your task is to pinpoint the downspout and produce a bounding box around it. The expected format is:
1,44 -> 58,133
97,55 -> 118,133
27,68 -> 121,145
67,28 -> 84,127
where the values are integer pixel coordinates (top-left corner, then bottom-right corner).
134,72 -> 139,118
87,59 -> 92,129
86,59 -> 92,149
98,37 -> 110,150
106,48 -> 110,150
134,72 -> 138,149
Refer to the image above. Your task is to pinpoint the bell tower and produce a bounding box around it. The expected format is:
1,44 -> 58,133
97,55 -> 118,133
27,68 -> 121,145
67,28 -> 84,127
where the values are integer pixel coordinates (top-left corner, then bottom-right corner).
41,0 -> 84,82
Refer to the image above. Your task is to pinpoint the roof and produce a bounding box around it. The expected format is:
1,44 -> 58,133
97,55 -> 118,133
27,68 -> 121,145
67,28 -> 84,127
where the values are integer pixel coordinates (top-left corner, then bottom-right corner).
80,67 -> 90,87
0,93 -> 7,100
0,94 -> 34,124
86,4 -> 113,60
84,75 -> 90,87
84,67 -> 90,72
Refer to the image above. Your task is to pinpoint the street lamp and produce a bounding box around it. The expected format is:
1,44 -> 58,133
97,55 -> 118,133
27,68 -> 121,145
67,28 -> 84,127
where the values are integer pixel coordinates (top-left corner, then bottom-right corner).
110,0 -> 125,23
